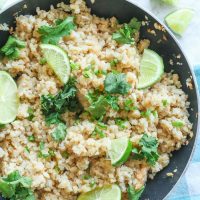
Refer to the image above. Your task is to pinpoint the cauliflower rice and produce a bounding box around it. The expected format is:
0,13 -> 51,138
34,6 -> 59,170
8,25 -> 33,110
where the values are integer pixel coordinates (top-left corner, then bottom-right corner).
0,0 -> 193,199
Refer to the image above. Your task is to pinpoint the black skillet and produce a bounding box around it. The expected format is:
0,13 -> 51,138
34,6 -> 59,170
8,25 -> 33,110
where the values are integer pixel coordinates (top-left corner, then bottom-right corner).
0,0 -> 199,199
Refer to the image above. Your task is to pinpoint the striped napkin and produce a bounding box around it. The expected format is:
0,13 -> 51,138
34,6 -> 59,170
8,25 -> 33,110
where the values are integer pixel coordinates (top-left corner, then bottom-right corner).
166,65 -> 200,200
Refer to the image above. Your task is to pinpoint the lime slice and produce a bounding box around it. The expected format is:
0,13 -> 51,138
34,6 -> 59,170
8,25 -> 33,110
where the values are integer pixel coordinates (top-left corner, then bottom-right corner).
137,49 -> 164,89
108,137 -> 132,166
165,9 -> 194,36
40,44 -> 70,84
78,185 -> 121,200
161,0 -> 179,5
0,71 -> 19,124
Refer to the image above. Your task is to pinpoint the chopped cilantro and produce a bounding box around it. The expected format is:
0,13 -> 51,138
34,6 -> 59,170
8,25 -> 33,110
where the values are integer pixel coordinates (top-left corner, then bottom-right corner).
112,18 -> 141,44
48,149 -> 55,157
0,36 -> 26,60
94,69 -> 107,76
124,99 -> 138,111
82,174 -> 92,180
51,123 -> 67,142
0,124 -> 6,129
172,121 -> 184,128
141,109 -> 152,118
0,170 -> 35,199
41,78 -> 82,125
152,110 -> 158,118
38,17 -> 76,44
92,122 -> 107,138
70,61 -> 80,71
27,107 -> 35,121
88,95 -> 108,119
132,134 -> 159,166
83,70 -> 92,78
104,73 -> 131,95
61,151 -> 69,159
24,146 -> 30,153
115,118 -> 127,130
39,58 -> 47,65
110,59 -> 119,67
162,99 -> 168,107
127,185 -> 145,200
105,95 -> 119,111
28,135 -> 35,142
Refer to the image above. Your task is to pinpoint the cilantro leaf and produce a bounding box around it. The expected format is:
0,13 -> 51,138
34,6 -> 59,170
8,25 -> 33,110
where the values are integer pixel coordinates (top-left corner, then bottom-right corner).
27,107 -> 35,121
132,134 -> 159,166
0,171 -> 35,199
41,78 -> 82,125
51,123 -> 67,142
105,95 -> 119,111
172,121 -> 184,128
104,73 -> 131,95
112,17 -> 141,44
127,185 -> 145,200
38,17 -> 76,44
0,36 -> 25,60
88,95 -> 108,119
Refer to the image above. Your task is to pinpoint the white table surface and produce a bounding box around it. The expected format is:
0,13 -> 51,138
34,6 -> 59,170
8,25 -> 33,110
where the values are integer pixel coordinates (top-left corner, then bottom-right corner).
1,0 -> 200,67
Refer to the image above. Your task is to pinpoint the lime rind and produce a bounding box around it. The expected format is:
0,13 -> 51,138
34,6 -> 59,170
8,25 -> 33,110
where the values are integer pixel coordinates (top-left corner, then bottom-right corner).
165,8 -> 194,36
40,44 -> 71,84
108,137 -> 132,166
78,184 -> 121,200
0,71 -> 19,124
137,49 -> 164,89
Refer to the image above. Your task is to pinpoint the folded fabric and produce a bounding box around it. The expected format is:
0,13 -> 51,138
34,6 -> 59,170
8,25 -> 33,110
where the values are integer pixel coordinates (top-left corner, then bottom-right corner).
166,65 -> 200,200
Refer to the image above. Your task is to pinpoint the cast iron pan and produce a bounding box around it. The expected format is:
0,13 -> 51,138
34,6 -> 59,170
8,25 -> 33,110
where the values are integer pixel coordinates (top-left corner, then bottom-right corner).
0,0 -> 199,199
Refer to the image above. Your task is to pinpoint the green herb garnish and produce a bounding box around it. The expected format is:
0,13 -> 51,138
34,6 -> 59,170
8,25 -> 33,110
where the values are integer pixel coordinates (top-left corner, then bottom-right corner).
41,78 -> 82,125
27,107 -> 35,121
51,123 -> 67,142
110,59 -> 119,67
172,121 -> 184,128
88,95 -> 108,120
105,95 -> 119,111
127,185 -> 145,200
39,58 -> 47,65
162,99 -> 168,107
124,99 -> 138,111
115,118 -> 127,130
0,170 -> 35,199
141,109 -> 152,118
38,17 -> 76,44
70,61 -> 80,71
132,134 -> 159,166
104,73 -> 131,95
28,135 -> 35,142
0,36 -> 25,60
112,18 -> 141,44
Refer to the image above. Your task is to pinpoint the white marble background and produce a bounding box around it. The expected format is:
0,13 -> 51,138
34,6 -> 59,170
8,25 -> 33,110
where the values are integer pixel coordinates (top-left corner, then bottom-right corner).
1,0 -> 200,66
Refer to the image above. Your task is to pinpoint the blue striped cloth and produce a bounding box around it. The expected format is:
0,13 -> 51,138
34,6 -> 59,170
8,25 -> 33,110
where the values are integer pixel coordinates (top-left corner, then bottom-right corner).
166,65 -> 200,200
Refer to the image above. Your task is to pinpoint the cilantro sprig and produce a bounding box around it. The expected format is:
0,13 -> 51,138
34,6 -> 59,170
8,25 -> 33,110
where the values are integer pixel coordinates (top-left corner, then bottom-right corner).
127,185 -> 145,200
0,171 -> 35,199
112,18 -> 141,44
41,78 -> 82,141
104,72 -> 131,95
38,17 -> 76,44
0,36 -> 25,60
132,134 -> 159,166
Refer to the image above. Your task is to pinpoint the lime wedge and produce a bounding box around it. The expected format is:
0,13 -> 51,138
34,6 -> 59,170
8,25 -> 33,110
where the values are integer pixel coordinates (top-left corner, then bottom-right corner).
78,185 -> 121,200
165,9 -> 194,36
0,71 -> 19,124
161,0 -> 179,5
108,137 -> 132,166
40,44 -> 70,84
137,49 -> 164,89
